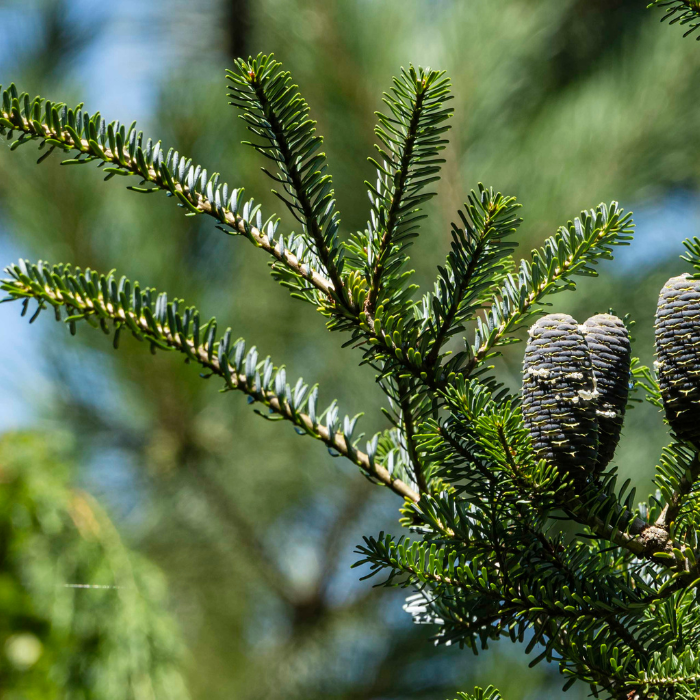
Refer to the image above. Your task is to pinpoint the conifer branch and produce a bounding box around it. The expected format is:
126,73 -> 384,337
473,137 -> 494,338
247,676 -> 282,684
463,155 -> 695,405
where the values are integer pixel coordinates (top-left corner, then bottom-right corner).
226,55 -> 348,307
0,260 -> 419,503
464,202 -> 634,376
352,66 -> 452,320
654,448 -> 700,532
357,524 -> 651,692
649,0 -> 700,38
3,38 -> 698,696
423,186 -> 521,369
425,378 -> 695,575
0,84 -> 340,305
365,70 -> 442,314
356,532 -> 641,624
0,84 -> 463,391
454,687 -> 502,700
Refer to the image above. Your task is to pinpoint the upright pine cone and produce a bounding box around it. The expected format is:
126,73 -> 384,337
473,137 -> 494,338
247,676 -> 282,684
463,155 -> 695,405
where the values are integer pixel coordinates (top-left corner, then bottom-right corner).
582,314 -> 631,471
522,313 -> 599,479
655,274 -> 700,447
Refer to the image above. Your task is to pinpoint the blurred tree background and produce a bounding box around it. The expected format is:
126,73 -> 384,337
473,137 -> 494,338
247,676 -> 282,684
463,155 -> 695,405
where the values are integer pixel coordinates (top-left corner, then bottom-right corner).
0,1 -> 699,698
0,432 -> 188,700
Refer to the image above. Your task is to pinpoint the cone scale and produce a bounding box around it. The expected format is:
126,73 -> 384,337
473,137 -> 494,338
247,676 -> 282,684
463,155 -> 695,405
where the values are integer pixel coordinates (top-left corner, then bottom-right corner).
521,313 -> 598,479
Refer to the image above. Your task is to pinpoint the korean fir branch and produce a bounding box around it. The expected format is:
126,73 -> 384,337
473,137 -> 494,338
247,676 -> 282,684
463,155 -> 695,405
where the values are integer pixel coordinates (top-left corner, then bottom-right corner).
426,378 -> 695,574
355,516 -> 652,694
464,202 -> 634,377
227,59 -> 453,392
224,58 -> 463,395
399,498 -> 648,694
648,0 -> 700,39
0,83 -> 336,305
422,186 -> 521,370
226,55 -> 349,311
0,82 -> 439,394
359,66 -> 453,323
0,260 -> 420,503
635,647 -> 700,697
454,688 -> 502,700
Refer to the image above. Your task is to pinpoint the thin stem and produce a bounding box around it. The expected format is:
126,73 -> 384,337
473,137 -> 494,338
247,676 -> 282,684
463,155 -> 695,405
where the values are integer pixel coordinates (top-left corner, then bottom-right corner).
183,457 -> 298,605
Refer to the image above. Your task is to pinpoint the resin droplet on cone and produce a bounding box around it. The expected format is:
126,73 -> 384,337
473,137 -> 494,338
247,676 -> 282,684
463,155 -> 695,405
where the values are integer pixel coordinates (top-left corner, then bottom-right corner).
655,274 -> 700,448
582,314 -> 631,471
521,313 -> 599,478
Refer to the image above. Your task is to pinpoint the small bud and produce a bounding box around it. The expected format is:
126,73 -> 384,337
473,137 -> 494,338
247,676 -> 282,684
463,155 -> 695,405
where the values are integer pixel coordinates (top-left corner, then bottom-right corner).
655,274 -> 700,447
522,313 -> 599,479
582,314 -> 631,471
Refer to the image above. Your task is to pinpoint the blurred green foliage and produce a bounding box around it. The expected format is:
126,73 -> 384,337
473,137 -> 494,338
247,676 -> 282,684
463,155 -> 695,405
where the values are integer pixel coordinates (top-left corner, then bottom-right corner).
0,431 -> 187,699
1,1 -> 700,698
